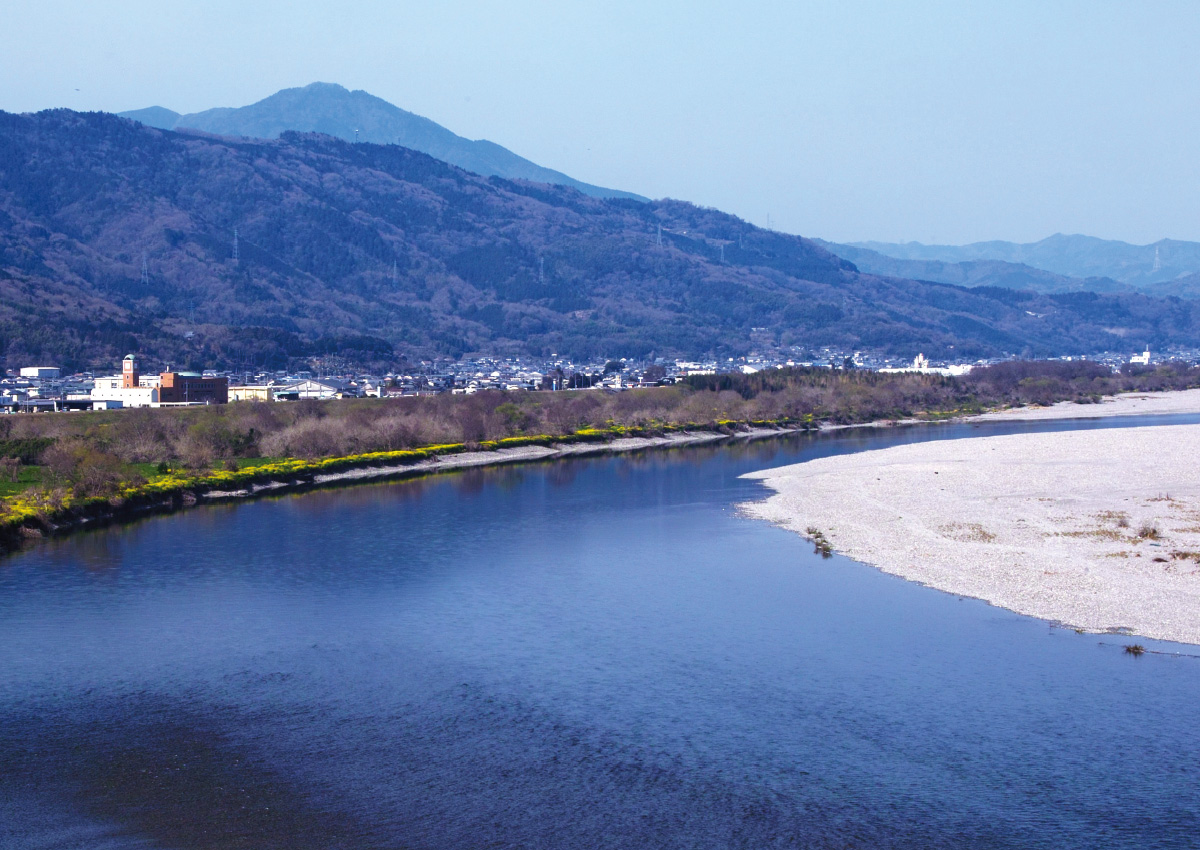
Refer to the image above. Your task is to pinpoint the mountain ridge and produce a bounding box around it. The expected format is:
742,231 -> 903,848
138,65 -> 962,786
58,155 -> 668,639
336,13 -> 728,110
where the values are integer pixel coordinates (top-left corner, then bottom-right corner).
4,109 -> 1200,371
815,240 -> 1136,296
118,82 -> 646,203
845,234 -> 1200,287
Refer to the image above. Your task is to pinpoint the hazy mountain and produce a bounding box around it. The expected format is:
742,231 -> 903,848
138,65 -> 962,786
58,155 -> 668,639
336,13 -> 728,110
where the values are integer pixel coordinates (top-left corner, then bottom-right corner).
3,109 -> 1198,371
847,234 -> 1200,287
816,240 -> 1135,296
1144,273 -> 1200,300
119,82 -> 646,202
118,106 -> 180,130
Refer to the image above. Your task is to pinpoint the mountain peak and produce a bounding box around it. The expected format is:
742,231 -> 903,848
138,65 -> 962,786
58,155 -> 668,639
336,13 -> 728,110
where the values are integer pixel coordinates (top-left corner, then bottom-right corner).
119,84 -> 646,202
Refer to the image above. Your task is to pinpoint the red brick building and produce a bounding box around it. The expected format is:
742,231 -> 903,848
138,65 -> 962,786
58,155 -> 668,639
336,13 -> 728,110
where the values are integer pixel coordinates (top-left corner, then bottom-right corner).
158,372 -> 229,405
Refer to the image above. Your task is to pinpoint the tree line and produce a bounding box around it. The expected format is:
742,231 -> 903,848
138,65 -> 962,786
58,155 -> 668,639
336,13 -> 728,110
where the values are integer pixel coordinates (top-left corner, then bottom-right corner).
1,360 -> 1197,503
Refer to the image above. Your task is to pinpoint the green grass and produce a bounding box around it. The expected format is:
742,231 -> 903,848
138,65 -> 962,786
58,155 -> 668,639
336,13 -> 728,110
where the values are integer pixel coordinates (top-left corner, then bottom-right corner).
0,465 -> 45,498
231,457 -> 286,470
0,458 -> 288,500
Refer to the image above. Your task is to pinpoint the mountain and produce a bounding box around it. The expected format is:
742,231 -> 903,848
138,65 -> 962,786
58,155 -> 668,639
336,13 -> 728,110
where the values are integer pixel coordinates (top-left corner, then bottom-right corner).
845,234 -> 1200,288
118,106 -> 180,130
119,82 -> 645,203
815,240 -> 1134,296
3,109 -> 1200,371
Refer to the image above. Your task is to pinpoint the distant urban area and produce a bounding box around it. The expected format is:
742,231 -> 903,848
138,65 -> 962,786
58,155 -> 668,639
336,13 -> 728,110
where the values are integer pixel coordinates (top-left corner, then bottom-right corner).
2,346 -> 1182,413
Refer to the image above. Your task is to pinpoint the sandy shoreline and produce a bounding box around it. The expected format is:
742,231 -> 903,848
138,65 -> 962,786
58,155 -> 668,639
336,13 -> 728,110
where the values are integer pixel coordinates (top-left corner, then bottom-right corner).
203,428 -> 786,498
968,387 -> 1200,422
743,421 -> 1200,645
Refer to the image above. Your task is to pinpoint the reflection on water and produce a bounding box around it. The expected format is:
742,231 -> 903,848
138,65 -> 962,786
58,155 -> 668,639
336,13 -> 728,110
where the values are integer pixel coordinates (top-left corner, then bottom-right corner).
2,415 -> 1200,849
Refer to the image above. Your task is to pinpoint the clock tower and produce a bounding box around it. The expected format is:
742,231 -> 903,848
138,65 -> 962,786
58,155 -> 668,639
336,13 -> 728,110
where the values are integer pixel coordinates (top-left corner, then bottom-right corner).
121,354 -> 139,388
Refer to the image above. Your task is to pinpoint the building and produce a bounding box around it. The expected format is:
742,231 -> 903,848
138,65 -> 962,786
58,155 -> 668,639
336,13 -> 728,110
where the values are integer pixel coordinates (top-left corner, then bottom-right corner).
90,375 -> 158,408
19,366 -> 60,379
89,356 -> 228,408
121,353 -> 139,388
159,372 -> 229,405
228,385 -> 276,402
276,378 -> 346,400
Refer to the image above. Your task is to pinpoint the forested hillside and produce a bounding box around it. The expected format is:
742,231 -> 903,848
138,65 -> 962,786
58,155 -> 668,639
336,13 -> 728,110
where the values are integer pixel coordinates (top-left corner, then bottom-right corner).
3,109 -> 1200,370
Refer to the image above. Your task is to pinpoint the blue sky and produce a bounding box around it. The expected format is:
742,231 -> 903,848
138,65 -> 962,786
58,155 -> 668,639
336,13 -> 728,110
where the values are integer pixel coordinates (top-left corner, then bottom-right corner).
3,1 -> 1198,244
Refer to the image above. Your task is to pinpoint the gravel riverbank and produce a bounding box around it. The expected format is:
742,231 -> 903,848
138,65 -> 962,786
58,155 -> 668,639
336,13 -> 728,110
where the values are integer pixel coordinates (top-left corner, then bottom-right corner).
743,420 -> 1200,645
203,428 -> 786,498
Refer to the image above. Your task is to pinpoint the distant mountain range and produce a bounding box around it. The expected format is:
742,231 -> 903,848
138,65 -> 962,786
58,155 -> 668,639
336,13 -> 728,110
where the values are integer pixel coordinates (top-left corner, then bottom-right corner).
813,241 -> 1130,297
819,235 -> 1200,299
4,109 -> 1200,371
120,82 -> 646,203
116,85 -> 1200,306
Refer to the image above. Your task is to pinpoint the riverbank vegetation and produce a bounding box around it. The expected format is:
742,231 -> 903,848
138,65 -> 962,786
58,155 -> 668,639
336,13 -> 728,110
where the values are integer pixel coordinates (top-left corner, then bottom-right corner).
1,360 -> 1198,548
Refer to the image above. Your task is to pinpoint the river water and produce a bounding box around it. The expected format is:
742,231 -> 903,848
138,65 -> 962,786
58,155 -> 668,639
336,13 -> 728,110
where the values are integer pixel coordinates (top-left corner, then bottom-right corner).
2,415 -> 1198,849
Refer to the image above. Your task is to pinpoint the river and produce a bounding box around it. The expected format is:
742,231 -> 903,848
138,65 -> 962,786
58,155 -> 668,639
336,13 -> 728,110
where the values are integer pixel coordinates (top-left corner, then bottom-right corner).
2,415 -> 1198,849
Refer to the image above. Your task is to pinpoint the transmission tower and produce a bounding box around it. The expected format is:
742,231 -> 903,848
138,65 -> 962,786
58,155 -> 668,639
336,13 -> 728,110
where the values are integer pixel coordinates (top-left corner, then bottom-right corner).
140,253 -> 149,287
656,224 -> 663,247
539,256 -> 545,285
233,227 -> 239,262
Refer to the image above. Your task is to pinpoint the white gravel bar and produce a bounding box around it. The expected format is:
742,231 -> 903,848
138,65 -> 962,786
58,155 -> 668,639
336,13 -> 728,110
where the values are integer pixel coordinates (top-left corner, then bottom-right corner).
743,422 -> 1200,645
972,387 -> 1200,421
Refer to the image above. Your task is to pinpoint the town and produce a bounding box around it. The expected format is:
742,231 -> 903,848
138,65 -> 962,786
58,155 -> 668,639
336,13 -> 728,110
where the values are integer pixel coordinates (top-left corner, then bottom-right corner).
0,346 -> 1182,412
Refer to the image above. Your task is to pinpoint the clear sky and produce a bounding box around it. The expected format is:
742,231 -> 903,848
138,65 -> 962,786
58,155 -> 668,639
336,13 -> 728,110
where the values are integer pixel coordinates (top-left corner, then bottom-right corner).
3,1 -> 1197,245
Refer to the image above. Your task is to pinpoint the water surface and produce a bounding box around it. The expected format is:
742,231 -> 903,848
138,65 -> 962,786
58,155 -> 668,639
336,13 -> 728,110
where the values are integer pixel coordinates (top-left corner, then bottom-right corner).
2,415 -> 1199,849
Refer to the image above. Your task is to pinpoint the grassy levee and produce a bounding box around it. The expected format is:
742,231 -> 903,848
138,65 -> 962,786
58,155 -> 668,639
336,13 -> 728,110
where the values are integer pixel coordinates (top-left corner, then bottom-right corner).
3,358 -> 1200,555
0,416 -> 811,553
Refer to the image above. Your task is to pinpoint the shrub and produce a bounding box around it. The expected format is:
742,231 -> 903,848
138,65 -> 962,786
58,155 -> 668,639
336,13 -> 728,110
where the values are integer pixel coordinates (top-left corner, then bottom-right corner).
0,457 -> 20,483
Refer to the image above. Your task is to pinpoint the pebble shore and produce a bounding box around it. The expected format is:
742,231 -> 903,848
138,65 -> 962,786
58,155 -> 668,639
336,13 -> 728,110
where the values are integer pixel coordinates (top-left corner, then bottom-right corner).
744,398 -> 1200,645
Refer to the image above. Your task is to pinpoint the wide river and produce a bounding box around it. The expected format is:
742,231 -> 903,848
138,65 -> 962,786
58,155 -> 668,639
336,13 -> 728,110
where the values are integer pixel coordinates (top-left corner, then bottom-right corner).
2,415 -> 1199,849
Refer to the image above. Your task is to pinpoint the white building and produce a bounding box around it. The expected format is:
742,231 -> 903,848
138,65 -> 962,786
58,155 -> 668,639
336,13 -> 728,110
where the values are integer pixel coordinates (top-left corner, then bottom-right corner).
1130,349 -> 1151,365
90,376 -> 158,408
277,378 -> 346,400
20,366 -> 60,379
878,353 -> 974,377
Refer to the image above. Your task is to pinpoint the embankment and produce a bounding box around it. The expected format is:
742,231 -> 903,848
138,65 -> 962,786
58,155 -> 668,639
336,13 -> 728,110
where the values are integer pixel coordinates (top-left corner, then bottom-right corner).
0,424 -> 801,556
